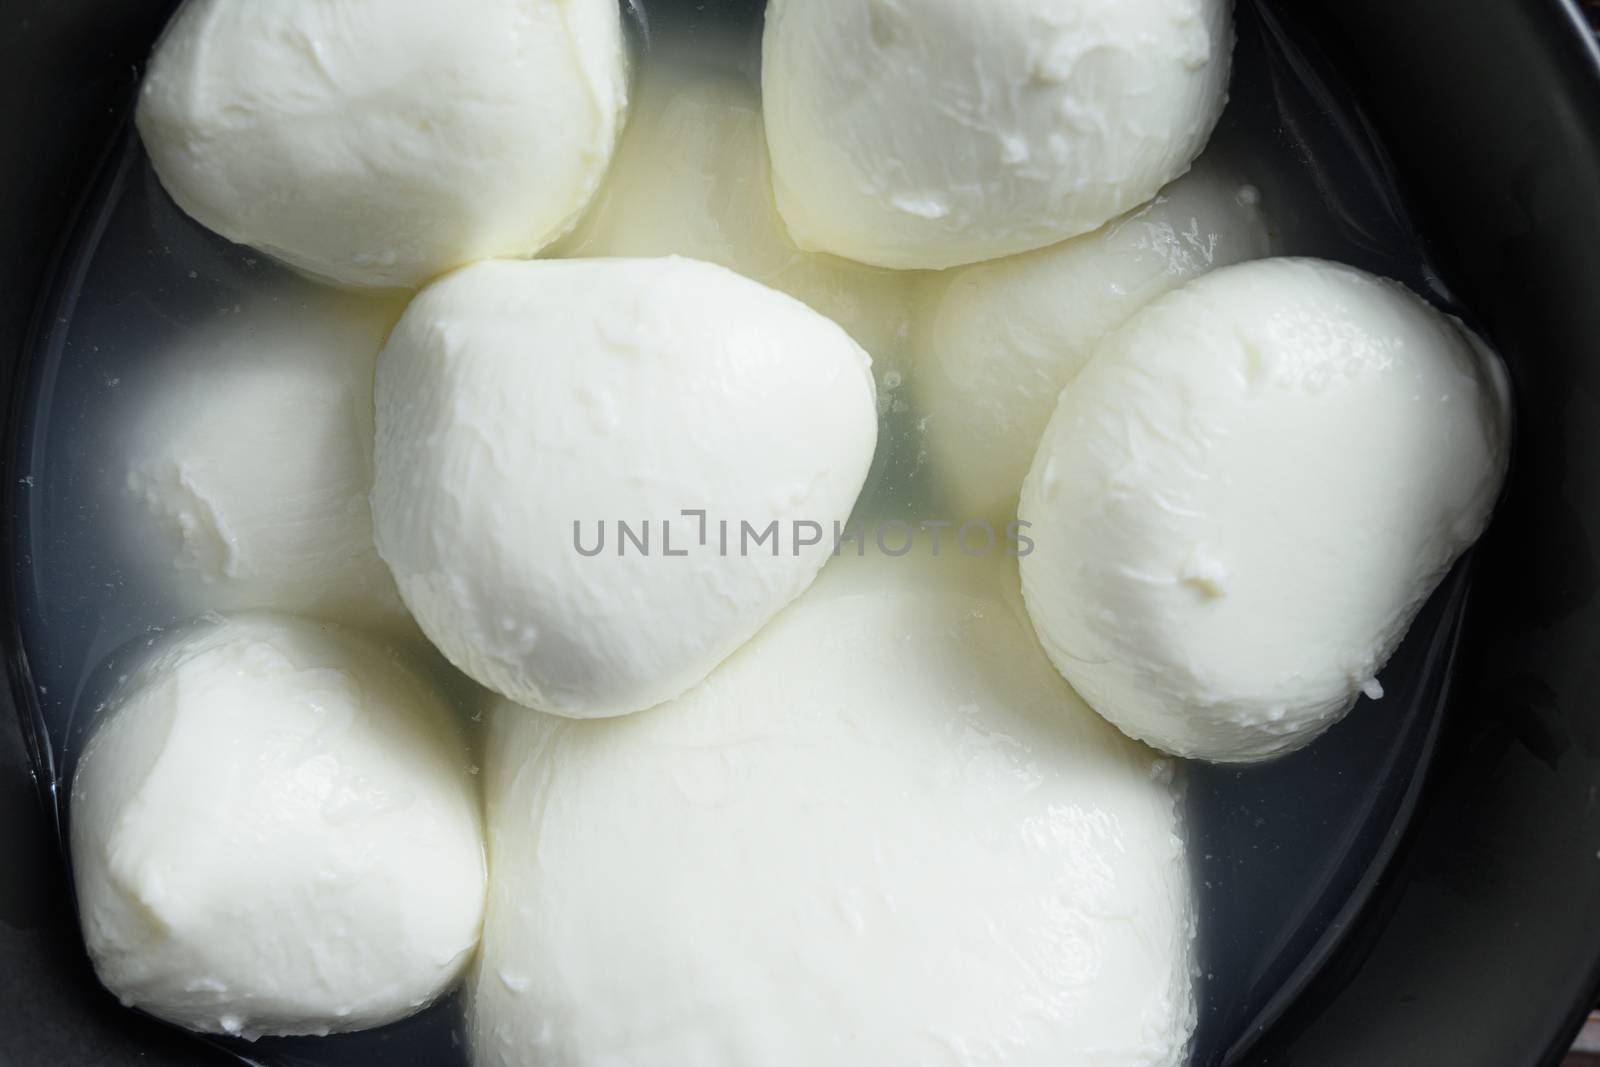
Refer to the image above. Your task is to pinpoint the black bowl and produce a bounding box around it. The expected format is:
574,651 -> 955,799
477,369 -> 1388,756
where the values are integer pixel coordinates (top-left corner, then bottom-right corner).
3,2 -> 1600,1066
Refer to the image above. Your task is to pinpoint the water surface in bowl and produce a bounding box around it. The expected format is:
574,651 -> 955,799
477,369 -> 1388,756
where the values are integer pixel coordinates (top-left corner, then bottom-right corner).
8,2 -> 1489,1065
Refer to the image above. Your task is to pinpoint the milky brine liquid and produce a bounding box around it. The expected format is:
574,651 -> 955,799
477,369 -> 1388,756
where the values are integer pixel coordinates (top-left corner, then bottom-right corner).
12,3 -> 1479,1065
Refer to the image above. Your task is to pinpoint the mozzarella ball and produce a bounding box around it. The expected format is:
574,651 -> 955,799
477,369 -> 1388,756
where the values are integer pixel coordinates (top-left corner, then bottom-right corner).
69,614 -> 485,1039
469,552 -> 1195,1067
559,56 -> 917,369
372,257 -> 878,718
137,0 -> 629,289
1020,258 -> 1512,763
762,0 -> 1233,270
122,294 -> 412,633
916,162 -> 1270,522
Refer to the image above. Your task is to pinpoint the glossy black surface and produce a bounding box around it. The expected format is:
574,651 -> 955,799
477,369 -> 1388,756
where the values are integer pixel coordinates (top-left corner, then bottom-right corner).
1245,2 -> 1600,1064
3,2 -> 1600,1067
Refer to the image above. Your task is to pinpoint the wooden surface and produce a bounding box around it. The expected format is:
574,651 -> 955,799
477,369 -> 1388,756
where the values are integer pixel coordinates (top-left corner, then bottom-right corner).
1567,1013 -> 1600,1064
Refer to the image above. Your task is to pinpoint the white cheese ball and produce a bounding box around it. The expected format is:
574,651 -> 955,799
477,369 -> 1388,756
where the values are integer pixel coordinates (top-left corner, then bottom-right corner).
69,614 -> 485,1039
372,257 -> 879,718
762,0 -> 1233,269
916,162 -> 1270,523
469,553 -> 1195,1067
137,0 -> 629,289
123,295 -> 412,633
1020,258 -> 1512,763
559,55 -> 917,370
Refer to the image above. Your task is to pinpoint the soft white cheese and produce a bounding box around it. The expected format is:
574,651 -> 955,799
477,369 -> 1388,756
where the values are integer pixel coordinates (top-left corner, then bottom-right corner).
762,0 -> 1233,269
915,161 -> 1271,523
1020,258 -> 1512,762
122,293 -> 412,634
469,550 -> 1195,1067
69,614 -> 486,1039
558,53 -> 917,370
371,257 -> 879,718
137,0 -> 629,289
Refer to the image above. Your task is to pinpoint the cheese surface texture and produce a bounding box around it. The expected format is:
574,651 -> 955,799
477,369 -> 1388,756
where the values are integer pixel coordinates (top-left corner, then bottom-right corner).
138,0 -> 629,288
70,615 -> 485,1039
122,294 -> 411,633
915,162 -> 1270,522
559,55 -> 917,369
1020,258 -> 1511,762
469,553 -> 1196,1067
372,257 -> 879,718
762,0 -> 1233,269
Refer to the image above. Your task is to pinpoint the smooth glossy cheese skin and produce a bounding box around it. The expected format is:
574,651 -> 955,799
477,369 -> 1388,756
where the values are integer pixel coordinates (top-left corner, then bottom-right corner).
1020,258 -> 1512,763
122,294 -> 412,633
915,161 -> 1270,523
469,551 -> 1195,1067
137,0 -> 628,289
558,55 -> 917,369
762,0 -> 1233,270
371,257 -> 879,718
69,615 -> 485,1040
